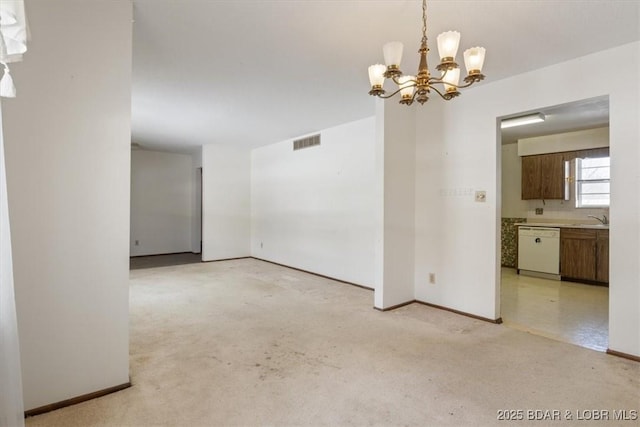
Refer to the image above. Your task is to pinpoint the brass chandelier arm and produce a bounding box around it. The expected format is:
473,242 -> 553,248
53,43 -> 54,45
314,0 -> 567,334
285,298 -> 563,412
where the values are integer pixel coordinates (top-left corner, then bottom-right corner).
449,79 -> 476,90
429,85 -> 451,100
375,86 -> 410,100
390,75 -> 418,86
427,77 -> 477,90
373,71 -> 481,102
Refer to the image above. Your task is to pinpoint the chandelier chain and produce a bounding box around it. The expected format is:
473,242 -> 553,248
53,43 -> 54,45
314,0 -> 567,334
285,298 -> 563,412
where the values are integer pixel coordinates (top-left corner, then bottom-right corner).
421,0 -> 427,44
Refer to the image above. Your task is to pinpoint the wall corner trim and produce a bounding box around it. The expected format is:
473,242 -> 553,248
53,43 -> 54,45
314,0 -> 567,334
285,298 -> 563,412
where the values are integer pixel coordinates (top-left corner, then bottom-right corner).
606,349 -> 640,363
373,300 -> 415,312
24,381 -> 132,418
414,300 -> 503,324
251,257 -> 374,291
373,299 -> 502,324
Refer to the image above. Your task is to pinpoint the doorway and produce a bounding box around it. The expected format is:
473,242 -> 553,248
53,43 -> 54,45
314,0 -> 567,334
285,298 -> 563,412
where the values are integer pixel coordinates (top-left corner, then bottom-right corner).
498,96 -> 610,352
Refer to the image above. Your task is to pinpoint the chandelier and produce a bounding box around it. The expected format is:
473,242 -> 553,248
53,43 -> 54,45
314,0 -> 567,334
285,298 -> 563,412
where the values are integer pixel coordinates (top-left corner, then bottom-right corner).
367,0 -> 486,105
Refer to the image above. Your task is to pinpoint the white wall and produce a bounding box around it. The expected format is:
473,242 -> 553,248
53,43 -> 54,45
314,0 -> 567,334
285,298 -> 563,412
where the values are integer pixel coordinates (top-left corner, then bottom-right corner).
251,117 -> 376,287
414,95 -> 496,319
130,149 -> 193,256
518,126 -> 609,156
202,144 -> 250,261
501,143 -> 528,218
375,101 -> 416,308
2,0 -> 132,410
192,149 -> 203,254
414,42 -> 640,356
0,106 -> 24,426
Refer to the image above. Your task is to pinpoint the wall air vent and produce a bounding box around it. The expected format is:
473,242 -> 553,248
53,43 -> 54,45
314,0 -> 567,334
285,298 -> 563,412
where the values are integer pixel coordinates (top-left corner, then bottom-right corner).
293,134 -> 321,151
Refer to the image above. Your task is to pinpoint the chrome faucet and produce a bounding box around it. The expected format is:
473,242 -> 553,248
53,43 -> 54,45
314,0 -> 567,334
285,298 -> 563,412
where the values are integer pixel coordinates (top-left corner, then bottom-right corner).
588,214 -> 609,225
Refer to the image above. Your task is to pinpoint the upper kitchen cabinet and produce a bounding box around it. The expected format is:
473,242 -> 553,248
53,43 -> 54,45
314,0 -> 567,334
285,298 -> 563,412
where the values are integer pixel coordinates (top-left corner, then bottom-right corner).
516,127 -> 610,201
521,152 -> 565,200
521,154 -> 541,199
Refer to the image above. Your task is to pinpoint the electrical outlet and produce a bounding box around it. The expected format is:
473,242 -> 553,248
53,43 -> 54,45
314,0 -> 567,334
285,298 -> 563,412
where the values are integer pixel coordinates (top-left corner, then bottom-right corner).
475,191 -> 486,203
429,273 -> 436,284
535,208 -> 544,215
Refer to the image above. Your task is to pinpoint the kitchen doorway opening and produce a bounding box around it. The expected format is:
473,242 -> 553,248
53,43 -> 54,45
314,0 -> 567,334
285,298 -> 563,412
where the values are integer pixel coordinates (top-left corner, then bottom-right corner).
498,96 -> 610,352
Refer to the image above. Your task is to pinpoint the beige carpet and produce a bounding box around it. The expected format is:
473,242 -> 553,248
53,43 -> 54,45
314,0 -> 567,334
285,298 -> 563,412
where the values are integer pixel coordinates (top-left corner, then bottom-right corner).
27,259 -> 639,426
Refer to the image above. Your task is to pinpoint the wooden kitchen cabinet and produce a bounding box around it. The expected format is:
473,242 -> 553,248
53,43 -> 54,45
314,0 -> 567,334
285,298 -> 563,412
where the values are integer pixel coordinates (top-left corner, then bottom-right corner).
521,155 -> 542,199
521,148 -> 609,200
596,229 -> 609,283
540,153 -> 565,199
560,228 -> 609,284
521,153 -> 565,200
561,228 -> 596,281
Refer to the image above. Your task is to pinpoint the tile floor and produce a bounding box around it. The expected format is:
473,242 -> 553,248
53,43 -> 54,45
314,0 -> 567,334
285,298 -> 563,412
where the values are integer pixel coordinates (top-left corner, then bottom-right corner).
501,267 -> 609,352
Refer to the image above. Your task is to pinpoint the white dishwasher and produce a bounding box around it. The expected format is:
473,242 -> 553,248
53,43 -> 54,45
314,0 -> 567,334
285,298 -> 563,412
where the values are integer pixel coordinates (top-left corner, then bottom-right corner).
518,227 -> 560,279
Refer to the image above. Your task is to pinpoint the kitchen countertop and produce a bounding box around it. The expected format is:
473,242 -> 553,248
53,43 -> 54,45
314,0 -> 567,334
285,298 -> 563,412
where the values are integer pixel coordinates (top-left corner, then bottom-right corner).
515,222 -> 609,229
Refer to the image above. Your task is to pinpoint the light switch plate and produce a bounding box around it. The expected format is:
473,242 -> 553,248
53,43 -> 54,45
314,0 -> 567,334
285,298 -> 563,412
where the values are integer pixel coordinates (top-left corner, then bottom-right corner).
475,191 -> 486,202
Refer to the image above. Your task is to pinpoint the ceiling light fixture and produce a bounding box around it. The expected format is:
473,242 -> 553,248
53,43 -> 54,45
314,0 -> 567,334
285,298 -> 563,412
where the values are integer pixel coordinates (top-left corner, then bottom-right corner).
367,0 -> 486,106
500,113 -> 546,129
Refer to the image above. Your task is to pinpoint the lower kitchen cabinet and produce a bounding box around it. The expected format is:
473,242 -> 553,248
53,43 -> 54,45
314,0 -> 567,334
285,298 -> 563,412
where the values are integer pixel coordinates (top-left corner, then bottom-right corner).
596,229 -> 609,283
560,229 -> 596,281
560,228 -> 609,284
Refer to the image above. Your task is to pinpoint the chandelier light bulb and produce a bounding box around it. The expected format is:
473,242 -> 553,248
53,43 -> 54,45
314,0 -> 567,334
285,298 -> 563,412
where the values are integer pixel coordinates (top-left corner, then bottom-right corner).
463,47 -> 486,75
368,64 -> 387,88
398,75 -> 416,100
382,41 -> 404,68
436,31 -> 461,61
441,68 -> 460,92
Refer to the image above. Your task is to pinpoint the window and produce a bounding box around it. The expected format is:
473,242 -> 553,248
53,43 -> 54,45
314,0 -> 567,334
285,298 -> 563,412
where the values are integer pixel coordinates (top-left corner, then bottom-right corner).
576,157 -> 610,207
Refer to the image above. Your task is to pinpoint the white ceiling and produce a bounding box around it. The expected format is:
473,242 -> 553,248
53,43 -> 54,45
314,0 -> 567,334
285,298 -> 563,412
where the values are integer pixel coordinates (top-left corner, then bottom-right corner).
500,96 -> 610,145
131,0 -> 640,152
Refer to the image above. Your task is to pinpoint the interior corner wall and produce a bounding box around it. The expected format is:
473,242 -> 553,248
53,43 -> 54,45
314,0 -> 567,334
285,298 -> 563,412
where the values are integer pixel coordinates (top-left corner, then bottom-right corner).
192,148 -> 203,254
202,144 -> 250,261
251,117 -> 376,287
374,101 -> 416,309
414,96 -> 500,318
0,105 -> 25,426
414,41 -> 640,355
2,0 -> 132,410
501,143 -> 528,219
130,149 -> 193,256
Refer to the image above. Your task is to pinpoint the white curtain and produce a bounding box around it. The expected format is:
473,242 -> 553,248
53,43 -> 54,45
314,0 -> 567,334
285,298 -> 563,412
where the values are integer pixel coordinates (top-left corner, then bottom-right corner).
1,0 -> 28,97
0,1 -> 27,426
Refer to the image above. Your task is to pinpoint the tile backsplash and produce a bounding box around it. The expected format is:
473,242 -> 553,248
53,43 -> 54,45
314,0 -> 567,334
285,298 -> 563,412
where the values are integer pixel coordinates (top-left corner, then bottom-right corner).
526,199 -> 609,222
501,218 -> 526,268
